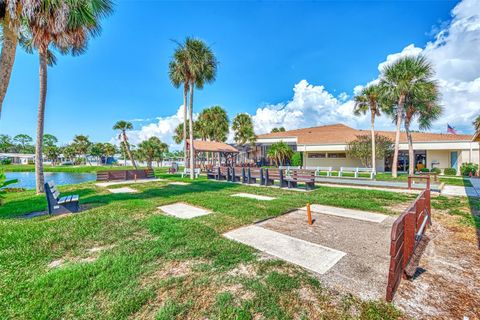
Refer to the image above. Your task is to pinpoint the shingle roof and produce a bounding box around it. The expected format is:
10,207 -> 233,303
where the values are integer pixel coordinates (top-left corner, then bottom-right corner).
257,123 -> 473,145
187,140 -> 239,153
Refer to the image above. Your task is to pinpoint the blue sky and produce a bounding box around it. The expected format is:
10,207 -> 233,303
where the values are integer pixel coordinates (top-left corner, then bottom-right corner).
0,0 -> 466,145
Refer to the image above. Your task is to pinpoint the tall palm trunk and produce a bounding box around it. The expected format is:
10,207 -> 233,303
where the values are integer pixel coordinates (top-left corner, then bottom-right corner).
0,24 -> 18,118
405,118 -> 415,176
189,83 -> 194,178
123,132 -> 137,169
183,84 -> 188,168
370,110 -> 376,171
392,96 -> 405,178
35,52 -> 48,194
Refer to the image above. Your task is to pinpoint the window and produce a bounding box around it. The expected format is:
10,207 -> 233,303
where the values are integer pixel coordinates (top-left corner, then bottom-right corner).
327,152 -> 346,159
308,153 -> 326,159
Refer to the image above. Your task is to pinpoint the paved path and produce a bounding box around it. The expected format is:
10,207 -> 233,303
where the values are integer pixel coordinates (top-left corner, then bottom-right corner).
441,185 -> 478,197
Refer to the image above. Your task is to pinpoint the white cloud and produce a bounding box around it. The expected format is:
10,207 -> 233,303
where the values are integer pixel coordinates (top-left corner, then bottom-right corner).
116,105 -> 195,150
128,0 -> 480,144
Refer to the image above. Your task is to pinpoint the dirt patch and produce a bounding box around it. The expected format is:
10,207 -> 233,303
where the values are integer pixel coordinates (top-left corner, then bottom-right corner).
395,210 -> 480,319
227,263 -> 256,277
47,243 -> 115,269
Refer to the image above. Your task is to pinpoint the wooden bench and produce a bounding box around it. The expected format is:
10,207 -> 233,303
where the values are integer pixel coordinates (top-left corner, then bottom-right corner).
264,168 -> 287,187
231,167 -> 246,183
96,169 -> 154,181
181,168 -> 200,178
284,169 -> 316,190
44,181 -> 80,214
246,167 -> 264,185
218,166 -> 230,181
304,166 -> 333,177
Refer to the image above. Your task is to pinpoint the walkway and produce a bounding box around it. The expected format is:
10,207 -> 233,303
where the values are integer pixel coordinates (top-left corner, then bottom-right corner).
315,176 -> 441,192
440,178 -> 480,197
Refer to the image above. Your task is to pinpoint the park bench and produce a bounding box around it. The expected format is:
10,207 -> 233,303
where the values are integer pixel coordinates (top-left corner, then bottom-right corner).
264,168 -> 287,187
304,166 -> 333,177
96,169 -> 154,181
231,167 -> 246,183
44,181 -> 80,215
284,169 -> 316,190
219,166 -> 231,181
338,167 -> 375,179
246,167 -> 264,185
181,168 -> 200,178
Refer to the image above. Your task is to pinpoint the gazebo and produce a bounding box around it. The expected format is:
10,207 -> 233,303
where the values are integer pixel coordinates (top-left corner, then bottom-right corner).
185,140 -> 239,169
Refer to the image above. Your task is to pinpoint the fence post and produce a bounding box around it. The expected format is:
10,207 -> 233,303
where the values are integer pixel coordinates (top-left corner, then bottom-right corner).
408,176 -> 412,190
403,208 -> 416,275
425,176 -> 430,191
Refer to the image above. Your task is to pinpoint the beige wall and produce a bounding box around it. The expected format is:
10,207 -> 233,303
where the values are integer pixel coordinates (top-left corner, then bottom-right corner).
303,152 -> 385,171
426,149 -> 480,174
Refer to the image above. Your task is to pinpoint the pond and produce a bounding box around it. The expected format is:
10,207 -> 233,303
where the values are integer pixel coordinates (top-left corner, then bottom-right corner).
5,172 -> 96,190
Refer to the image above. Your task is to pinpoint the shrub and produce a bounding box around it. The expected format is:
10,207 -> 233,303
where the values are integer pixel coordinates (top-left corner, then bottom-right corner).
291,152 -> 303,167
0,158 -> 12,165
460,163 -> 478,176
420,168 -> 430,172
443,167 -> 457,176
431,167 -> 441,174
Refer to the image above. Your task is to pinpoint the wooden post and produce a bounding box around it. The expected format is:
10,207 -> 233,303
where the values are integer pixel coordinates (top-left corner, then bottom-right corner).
134,173 -> 137,182
403,209 -> 416,272
408,176 -> 412,190
307,203 -> 313,225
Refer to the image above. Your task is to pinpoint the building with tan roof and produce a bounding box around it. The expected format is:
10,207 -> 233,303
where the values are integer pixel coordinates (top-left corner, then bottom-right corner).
255,124 -> 479,173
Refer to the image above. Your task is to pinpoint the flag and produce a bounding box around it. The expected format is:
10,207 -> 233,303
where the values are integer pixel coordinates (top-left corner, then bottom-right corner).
447,124 -> 458,134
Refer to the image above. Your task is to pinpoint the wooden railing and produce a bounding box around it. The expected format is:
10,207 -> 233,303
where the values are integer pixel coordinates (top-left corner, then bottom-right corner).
407,175 -> 431,190
386,187 -> 431,302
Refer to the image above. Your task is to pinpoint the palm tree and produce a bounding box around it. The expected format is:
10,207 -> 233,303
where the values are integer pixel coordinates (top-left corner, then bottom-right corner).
29,0 -> 112,193
72,135 -> 92,165
113,121 -> 137,169
380,55 -> 435,177
169,46 -> 190,169
403,82 -> 441,175
353,84 -> 383,172
474,115 -> 480,132
183,37 -> 218,178
232,113 -> 256,146
198,106 -> 229,142
267,141 -> 293,166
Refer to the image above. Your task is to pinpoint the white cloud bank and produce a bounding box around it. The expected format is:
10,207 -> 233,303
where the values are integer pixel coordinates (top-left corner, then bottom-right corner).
127,0 -> 480,148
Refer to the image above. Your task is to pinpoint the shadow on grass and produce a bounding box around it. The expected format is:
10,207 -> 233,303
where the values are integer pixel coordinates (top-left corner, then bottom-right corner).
1,180 -> 239,219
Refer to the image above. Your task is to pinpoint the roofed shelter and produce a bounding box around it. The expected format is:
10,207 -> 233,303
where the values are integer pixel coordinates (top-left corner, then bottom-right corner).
186,140 -> 239,168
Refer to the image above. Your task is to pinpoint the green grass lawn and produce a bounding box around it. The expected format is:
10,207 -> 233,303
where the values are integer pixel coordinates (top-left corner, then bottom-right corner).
0,174 -> 416,319
375,172 -> 473,187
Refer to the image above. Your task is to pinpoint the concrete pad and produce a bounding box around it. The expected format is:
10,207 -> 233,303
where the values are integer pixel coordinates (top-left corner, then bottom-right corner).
300,204 -> 388,223
168,182 -> 190,186
224,225 -> 345,274
231,193 -> 276,201
96,178 -> 165,187
158,203 -> 211,219
108,187 -> 138,193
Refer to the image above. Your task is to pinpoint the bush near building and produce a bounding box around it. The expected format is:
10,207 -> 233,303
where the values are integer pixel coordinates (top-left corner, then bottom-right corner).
444,167 -> 457,176
460,163 -> 478,176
